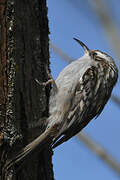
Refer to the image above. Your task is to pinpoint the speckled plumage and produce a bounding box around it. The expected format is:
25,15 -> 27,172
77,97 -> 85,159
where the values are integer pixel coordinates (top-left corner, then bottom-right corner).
5,38 -> 118,171
47,41 -> 118,148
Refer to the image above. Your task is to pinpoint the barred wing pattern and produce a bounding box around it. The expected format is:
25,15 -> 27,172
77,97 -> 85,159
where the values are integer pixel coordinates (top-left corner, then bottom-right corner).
52,64 -> 115,148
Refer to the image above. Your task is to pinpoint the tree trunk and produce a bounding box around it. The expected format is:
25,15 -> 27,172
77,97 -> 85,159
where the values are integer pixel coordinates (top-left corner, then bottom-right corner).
0,0 -> 54,179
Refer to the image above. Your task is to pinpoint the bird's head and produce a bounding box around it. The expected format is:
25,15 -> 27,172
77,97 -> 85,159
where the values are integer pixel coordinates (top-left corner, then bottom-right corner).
73,38 -> 117,69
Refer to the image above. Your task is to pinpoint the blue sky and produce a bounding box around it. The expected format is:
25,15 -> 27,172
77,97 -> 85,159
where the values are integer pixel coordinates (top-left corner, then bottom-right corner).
47,0 -> 120,179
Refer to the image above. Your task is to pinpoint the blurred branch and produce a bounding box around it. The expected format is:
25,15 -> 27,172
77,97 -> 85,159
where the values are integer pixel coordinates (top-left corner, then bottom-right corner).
50,42 -> 120,107
111,94 -> 120,108
50,43 -> 74,63
77,133 -> 120,176
89,0 -> 120,66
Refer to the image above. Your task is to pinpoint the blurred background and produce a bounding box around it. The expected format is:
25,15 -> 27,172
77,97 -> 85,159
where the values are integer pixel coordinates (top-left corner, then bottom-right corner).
47,0 -> 120,179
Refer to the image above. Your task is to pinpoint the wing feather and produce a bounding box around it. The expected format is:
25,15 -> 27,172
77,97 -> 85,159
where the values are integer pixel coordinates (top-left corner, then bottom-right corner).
52,66 -> 100,148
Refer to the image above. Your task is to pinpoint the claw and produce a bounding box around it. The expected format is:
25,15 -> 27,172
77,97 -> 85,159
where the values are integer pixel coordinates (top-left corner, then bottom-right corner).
35,76 -> 58,92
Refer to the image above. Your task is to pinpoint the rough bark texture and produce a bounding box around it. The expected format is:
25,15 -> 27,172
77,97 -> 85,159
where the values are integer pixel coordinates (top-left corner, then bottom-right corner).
0,0 -> 54,179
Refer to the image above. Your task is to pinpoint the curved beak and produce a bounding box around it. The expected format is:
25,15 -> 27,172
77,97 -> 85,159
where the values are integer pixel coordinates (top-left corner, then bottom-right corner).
73,38 -> 90,54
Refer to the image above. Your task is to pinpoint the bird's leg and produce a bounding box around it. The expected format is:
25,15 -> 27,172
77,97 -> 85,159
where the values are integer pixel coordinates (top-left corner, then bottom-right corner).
47,72 -> 58,91
35,73 -> 58,92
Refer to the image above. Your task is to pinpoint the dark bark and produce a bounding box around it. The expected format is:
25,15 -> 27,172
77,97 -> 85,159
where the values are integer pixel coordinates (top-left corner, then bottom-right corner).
0,0 -> 54,179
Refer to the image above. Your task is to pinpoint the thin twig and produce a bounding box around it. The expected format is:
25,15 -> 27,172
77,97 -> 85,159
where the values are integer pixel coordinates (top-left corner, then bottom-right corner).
77,133 -> 120,176
50,42 -> 74,63
111,94 -> 120,108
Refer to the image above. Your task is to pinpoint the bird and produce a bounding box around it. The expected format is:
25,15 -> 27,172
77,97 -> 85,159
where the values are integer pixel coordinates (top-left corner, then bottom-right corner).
4,38 -> 118,171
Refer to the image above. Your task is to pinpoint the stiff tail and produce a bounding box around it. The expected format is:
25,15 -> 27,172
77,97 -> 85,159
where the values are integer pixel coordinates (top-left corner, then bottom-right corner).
4,125 -> 57,172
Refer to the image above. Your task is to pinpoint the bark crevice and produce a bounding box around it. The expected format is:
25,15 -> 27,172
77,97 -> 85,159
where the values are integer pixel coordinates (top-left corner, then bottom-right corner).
0,0 -> 54,179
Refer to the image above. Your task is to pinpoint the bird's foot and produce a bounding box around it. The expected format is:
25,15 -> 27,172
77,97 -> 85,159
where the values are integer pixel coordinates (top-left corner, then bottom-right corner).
35,74 -> 58,91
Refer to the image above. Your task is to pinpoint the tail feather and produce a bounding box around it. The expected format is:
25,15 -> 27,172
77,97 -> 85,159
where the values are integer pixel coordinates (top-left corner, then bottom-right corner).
4,126 -> 55,171
52,135 -> 68,148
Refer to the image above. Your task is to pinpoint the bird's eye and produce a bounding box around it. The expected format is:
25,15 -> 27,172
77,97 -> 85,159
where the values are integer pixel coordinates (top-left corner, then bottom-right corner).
93,52 -> 97,58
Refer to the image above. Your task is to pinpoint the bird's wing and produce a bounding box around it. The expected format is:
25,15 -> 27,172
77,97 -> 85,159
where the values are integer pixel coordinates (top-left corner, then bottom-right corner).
52,66 -> 101,148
